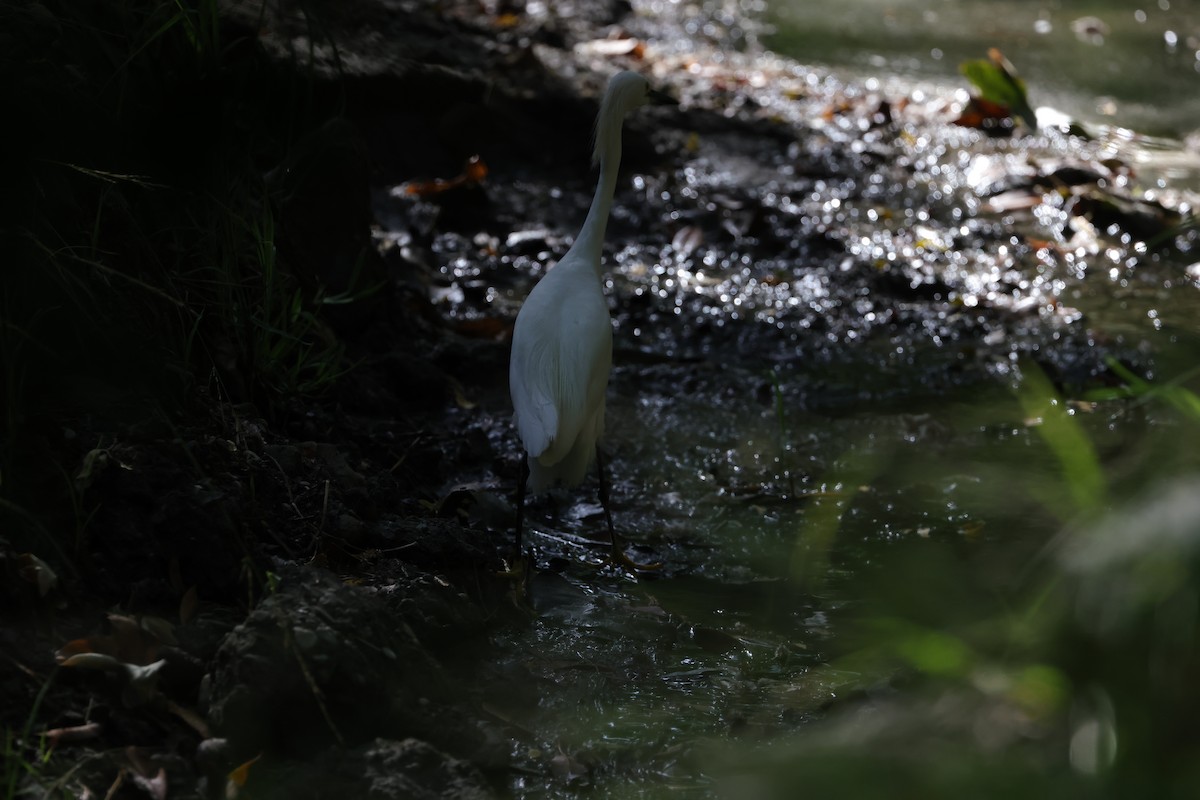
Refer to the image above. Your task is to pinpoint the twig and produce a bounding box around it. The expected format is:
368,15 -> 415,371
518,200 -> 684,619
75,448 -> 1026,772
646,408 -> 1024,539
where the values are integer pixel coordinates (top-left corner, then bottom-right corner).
275,606 -> 345,749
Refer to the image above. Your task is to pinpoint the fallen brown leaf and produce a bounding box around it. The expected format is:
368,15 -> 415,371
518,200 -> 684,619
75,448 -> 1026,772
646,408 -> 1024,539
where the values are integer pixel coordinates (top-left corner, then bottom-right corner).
42,721 -> 103,747
401,155 -> 488,198
166,699 -> 212,738
228,754 -> 262,789
953,96 -> 1014,132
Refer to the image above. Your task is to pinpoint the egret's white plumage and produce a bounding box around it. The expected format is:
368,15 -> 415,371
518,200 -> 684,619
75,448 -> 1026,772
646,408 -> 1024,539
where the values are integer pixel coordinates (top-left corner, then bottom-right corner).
510,71 -> 656,493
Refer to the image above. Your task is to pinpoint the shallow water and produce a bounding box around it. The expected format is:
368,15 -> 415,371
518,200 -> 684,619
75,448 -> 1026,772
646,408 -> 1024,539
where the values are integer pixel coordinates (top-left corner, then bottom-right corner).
766,0 -> 1200,139
496,363 -> 1087,794
381,7 -> 1200,793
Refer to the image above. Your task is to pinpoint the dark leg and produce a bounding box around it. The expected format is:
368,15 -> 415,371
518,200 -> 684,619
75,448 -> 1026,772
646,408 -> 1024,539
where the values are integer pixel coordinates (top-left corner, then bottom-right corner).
515,456 -> 529,559
596,449 -> 617,547
597,449 -> 661,571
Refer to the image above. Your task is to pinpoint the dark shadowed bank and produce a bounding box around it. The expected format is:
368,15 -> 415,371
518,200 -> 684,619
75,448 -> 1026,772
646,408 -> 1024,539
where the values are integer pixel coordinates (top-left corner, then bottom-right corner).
4,0 -> 1200,798
0,1 -> 764,796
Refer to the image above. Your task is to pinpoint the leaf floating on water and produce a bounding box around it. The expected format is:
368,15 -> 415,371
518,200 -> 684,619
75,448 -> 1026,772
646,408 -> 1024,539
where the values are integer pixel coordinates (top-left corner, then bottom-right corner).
952,96 -> 1015,136
958,48 -> 1037,132
398,155 -> 488,198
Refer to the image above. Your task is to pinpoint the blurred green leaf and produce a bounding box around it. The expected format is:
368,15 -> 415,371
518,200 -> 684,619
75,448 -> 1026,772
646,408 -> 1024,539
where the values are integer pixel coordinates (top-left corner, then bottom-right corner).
892,623 -> 973,678
1089,358 -> 1200,421
1009,664 -> 1070,718
791,448 -> 882,591
1017,363 -> 1105,515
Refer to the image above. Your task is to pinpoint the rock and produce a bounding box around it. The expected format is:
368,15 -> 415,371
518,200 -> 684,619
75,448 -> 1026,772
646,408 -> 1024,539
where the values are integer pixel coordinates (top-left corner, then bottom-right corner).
313,442 -> 366,488
205,566 -> 488,761
81,440 -> 247,605
369,557 -> 491,645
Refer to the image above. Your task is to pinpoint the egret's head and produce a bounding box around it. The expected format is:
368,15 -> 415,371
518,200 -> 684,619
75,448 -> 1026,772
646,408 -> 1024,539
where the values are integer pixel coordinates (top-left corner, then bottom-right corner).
592,71 -> 655,166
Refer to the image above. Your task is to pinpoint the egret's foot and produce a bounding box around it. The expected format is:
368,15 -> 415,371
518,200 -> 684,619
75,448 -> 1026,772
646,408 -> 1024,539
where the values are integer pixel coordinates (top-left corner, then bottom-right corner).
497,554 -> 527,580
611,540 -> 662,573
498,552 -> 534,607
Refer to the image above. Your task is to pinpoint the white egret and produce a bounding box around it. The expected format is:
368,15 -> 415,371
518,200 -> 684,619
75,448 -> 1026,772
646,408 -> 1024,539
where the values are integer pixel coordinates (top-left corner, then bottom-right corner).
509,70 -> 667,571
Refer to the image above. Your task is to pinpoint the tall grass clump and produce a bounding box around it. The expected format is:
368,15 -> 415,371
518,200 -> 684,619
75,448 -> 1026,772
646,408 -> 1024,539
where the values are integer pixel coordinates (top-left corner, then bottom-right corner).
1,0 -> 370,550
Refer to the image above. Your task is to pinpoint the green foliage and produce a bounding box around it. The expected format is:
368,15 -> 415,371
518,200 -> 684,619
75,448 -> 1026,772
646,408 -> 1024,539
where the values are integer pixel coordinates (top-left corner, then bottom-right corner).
1086,357 -> 1200,420
960,50 -> 1038,130
1,0 -> 365,435
205,200 -> 357,402
757,358 -> 1200,797
1,0 -> 375,560
789,447 -> 882,592
2,669 -> 58,800
1016,362 -> 1105,516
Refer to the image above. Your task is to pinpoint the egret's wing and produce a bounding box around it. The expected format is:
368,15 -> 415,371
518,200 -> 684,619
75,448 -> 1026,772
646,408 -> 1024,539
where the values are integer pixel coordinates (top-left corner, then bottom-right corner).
539,301 -> 611,466
510,331 -> 558,458
510,283 -> 612,465
575,312 -> 612,441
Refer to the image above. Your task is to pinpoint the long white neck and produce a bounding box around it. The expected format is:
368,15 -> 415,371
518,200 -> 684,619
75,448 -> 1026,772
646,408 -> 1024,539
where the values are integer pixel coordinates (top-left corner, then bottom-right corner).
568,132 -> 622,277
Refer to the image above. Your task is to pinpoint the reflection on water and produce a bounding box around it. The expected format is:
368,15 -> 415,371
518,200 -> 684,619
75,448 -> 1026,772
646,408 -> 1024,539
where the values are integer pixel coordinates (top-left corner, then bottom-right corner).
766,0 -> 1200,138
